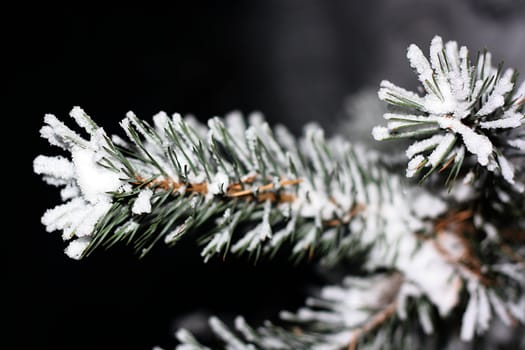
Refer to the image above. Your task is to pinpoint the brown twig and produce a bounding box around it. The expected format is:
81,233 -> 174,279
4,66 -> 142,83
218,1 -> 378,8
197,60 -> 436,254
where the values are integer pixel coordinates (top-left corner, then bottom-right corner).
347,301 -> 398,350
226,179 -> 302,198
324,203 -> 366,227
433,209 -> 494,286
134,174 -> 302,203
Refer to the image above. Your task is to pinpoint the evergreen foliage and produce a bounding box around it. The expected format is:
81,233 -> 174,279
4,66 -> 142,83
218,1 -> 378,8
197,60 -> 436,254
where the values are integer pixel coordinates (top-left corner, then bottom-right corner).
34,36 -> 525,349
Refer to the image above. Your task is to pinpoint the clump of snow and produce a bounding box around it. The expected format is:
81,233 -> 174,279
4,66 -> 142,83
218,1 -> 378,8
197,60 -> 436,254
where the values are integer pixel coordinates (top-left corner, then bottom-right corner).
70,106 -> 97,134
33,155 -> 75,180
437,117 -> 493,166
72,147 -> 122,203
476,69 -> 515,116
132,188 -> 153,214
406,155 -> 425,177
399,239 -> 462,316
411,191 -> 447,218
480,112 -> 523,129
406,135 -> 444,159
427,133 -> 455,167
407,44 -> 434,86
371,126 -> 390,141
64,237 -> 91,260
209,172 -> 229,195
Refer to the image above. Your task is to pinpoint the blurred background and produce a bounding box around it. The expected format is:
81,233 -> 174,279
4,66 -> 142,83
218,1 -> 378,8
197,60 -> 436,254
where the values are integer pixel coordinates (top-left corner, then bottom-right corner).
8,1 -> 525,349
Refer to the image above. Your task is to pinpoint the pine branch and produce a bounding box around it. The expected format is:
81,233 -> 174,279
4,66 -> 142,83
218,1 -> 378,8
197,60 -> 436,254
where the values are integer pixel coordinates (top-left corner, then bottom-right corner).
33,36 -> 525,349
35,108 -> 426,264
372,36 -> 525,192
175,273 -> 418,350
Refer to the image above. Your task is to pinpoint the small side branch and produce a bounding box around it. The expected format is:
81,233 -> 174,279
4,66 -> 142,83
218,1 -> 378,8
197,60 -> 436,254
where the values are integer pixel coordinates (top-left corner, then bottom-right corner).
347,301 -> 398,350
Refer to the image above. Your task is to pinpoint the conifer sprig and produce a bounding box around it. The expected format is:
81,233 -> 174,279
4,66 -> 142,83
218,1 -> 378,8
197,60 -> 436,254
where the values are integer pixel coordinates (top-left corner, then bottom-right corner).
373,36 -> 525,191
33,35 -> 525,349
35,108 -> 428,264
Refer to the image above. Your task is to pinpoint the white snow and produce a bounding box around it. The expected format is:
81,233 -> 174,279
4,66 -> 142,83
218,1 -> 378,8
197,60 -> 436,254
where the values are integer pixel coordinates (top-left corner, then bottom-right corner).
429,36 -> 444,74
476,69 -> 515,116
406,155 -> 425,177
232,200 -> 273,253
201,226 -> 234,261
41,198 -> 86,233
460,282 -> 478,341
427,133 -> 455,167
64,237 -> 91,260
72,147 -> 122,204
224,111 -> 246,140
399,239 -> 462,316
208,317 -> 249,350
70,106 -> 96,134
60,185 -> 80,200
175,329 -> 196,344
40,114 -> 88,150
508,139 -> 525,150
75,201 -> 112,237
374,37 -> 524,189
437,117 -> 493,166
406,134 -> 444,158
476,287 -> 492,333
480,112 -> 523,129
497,154 -> 516,185
208,172 -> 229,195
234,317 -> 255,342
418,303 -> 434,334
437,231 -> 466,262
411,191 -> 447,218
110,134 -> 129,148
164,224 -> 186,244
383,113 -> 431,123
371,126 -> 391,141
152,111 -> 169,133
127,111 -> 162,148
378,80 -> 425,108
407,44 -> 434,87
270,213 -> 297,247
33,155 -> 75,180
132,188 -> 153,214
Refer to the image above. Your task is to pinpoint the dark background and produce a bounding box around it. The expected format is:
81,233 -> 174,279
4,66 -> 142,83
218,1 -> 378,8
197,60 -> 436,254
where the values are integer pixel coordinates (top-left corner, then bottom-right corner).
8,2 -> 525,349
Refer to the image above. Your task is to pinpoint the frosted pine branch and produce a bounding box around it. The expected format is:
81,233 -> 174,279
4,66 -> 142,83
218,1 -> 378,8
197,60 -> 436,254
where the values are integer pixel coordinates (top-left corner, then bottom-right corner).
175,261 -> 525,349
33,35 -> 525,349
373,36 -> 525,191
35,107 -> 440,265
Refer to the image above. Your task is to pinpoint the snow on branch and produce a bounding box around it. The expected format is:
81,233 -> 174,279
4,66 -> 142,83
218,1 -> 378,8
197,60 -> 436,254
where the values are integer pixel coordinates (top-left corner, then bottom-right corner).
34,107 -> 440,265
373,35 -> 525,192
34,34 -> 525,348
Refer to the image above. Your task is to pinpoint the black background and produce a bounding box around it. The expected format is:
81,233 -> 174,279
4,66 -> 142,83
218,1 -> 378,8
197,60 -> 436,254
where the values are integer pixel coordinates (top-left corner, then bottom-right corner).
8,2 -> 525,349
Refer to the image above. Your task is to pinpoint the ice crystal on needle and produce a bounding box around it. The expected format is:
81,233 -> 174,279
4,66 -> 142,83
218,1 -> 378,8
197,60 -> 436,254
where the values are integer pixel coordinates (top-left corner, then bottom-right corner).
373,36 -> 525,190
